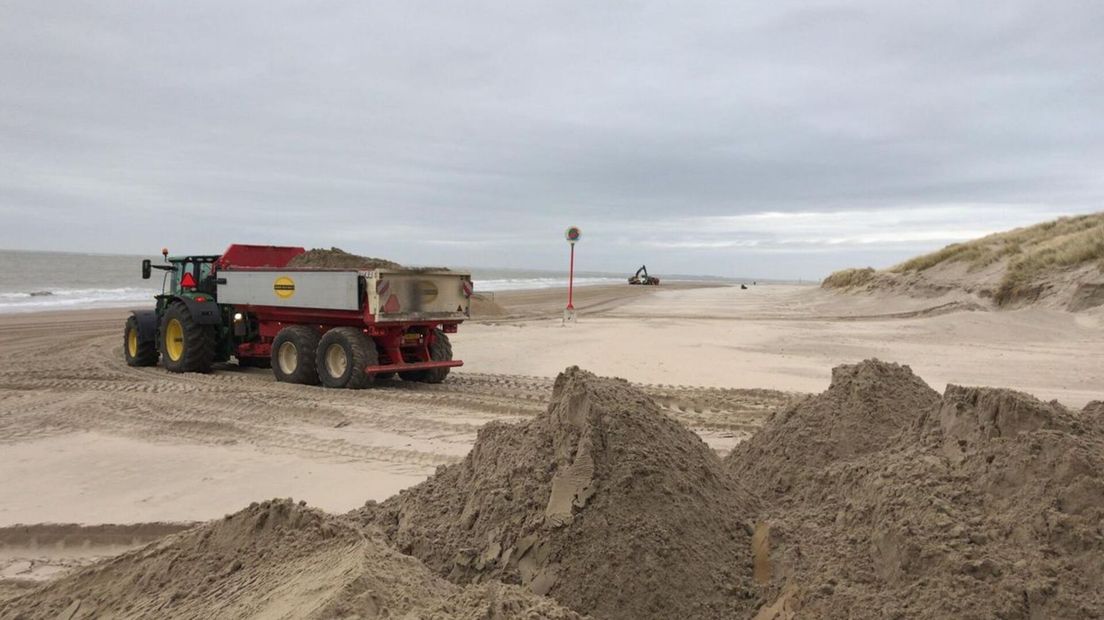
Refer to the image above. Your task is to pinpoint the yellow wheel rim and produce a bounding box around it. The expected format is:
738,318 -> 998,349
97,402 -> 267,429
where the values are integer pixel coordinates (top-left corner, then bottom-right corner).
277,341 -> 298,375
127,328 -> 138,357
165,319 -> 184,362
325,343 -> 347,378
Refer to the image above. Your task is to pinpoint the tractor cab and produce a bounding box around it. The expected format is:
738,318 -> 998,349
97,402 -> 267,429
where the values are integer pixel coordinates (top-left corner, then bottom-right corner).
164,256 -> 219,297
142,251 -> 220,298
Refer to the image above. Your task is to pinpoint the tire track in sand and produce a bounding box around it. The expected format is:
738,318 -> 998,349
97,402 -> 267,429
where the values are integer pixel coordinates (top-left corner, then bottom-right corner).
0,327 -> 798,469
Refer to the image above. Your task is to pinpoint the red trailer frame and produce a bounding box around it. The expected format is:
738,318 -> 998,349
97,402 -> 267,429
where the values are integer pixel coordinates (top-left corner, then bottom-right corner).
214,244 -> 464,375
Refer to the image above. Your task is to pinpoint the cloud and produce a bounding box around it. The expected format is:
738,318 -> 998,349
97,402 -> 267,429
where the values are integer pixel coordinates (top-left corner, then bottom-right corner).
0,1 -> 1101,279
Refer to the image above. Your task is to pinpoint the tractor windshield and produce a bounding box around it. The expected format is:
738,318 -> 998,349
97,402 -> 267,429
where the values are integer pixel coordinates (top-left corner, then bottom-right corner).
165,259 -> 215,295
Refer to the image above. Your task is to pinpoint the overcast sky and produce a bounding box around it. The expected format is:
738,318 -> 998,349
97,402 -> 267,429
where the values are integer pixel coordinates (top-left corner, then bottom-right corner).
1,1 -> 1101,279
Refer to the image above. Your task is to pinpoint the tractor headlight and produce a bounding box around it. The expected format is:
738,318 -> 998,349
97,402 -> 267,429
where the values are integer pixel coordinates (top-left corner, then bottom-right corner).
231,312 -> 246,336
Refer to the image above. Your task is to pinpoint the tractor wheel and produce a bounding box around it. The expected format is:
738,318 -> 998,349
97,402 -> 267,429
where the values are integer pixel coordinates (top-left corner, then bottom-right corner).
159,302 -> 216,373
375,372 -> 396,381
271,326 -> 322,385
237,356 -> 271,369
316,327 -> 378,389
400,329 -> 452,384
123,315 -> 158,367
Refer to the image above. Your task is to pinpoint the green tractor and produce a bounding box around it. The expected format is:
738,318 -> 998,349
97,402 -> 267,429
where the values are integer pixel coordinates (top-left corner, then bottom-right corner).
123,248 -> 235,373
121,244 -> 470,385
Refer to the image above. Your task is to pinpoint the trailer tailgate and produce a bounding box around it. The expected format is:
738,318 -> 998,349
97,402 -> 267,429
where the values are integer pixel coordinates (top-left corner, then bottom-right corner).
367,270 -> 471,322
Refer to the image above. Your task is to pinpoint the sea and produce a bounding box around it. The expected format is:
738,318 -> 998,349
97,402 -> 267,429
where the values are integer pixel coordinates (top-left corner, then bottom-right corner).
0,249 -> 742,314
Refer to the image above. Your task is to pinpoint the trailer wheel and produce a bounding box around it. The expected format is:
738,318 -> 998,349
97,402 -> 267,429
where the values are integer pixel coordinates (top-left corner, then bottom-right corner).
271,326 -> 321,385
316,327 -> 378,389
123,316 -> 158,367
159,302 -> 216,373
400,329 -> 452,384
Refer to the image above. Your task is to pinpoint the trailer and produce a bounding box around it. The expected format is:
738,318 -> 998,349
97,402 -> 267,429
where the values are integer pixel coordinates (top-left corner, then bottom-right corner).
123,244 -> 472,389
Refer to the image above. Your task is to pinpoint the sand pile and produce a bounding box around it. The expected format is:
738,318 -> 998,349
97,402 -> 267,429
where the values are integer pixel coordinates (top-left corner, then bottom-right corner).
728,361 -> 1104,618
361,367 -> 761,620
0,499 -> 582,620
288,247 -> 403,270
728,360 -> 941,498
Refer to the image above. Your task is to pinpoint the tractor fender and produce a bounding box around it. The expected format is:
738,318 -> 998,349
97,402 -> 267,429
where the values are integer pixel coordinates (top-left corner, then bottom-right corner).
171,296 -> 224,326
129,310 -> 159,343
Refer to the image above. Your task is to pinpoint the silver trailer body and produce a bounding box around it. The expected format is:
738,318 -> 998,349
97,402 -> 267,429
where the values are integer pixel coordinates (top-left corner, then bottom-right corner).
216,268 -> 472,321
217,270 -> 361,311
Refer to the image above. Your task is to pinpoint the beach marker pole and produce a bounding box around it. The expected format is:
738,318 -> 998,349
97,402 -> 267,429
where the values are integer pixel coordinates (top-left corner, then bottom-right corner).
563,226 -> 581,325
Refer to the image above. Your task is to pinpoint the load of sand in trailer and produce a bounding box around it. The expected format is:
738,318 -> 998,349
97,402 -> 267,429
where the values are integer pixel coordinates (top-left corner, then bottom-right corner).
287,247 -> 403,271
4,362 -> 1102,619
822,212 -> 1104,311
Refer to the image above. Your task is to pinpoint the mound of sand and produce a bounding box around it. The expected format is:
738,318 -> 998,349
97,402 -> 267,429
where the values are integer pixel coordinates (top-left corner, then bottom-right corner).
0,499 -> 582,620
728,360 -> 941,497
361,367 -> 761,620
287,247 -> 403,270
822,212 -> 1104,311
728,361 -> 1104,618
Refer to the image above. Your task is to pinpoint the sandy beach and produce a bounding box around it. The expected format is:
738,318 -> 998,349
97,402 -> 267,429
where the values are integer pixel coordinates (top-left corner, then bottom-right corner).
1,283 -> 1101,590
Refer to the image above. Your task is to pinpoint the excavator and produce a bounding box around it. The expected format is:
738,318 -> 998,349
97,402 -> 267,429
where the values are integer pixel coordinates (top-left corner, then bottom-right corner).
628,265 -> 660,285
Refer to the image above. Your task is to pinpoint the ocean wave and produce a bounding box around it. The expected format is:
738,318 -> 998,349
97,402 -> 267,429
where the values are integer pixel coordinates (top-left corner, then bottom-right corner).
0,277 -> 622,313
474,277 -> 625,292
0,287 -> 160,313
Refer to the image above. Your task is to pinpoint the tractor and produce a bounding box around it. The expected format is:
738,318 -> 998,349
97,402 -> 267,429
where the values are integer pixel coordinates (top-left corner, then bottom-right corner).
123,245 -> 472,389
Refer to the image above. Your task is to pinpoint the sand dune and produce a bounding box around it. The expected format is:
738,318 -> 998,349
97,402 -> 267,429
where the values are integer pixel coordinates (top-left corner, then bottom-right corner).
823,212 -> 1104,311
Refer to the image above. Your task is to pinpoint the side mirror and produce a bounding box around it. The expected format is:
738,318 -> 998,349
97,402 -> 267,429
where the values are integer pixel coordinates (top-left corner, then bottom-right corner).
142,259 -> 152,280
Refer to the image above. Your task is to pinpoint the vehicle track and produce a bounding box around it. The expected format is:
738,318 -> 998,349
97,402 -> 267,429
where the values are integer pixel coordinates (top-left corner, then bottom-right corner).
0,325 -> 797,470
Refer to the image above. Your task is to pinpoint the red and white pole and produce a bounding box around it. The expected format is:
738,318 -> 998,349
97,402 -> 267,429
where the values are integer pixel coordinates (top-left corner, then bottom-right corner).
563,226 -> 581,324
567,242 -> 575,311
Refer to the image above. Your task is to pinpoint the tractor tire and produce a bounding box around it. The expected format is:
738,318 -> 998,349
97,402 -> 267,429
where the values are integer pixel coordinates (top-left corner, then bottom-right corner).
316,327 -> 378,389
123,315 -> 158,367
159,302 -> 216,373
271,326 -> 322,385
237,356 -> 271,369
400,329 -> 452,384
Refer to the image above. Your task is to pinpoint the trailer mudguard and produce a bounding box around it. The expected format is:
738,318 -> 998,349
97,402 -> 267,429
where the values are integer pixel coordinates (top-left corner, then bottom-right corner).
129,310 -> 159,343
174,296 -> 223,326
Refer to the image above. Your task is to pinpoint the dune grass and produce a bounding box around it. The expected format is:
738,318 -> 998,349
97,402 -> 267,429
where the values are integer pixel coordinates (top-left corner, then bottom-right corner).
892,213 -> 1104,275
821,267 -> 876,289
995,219 -> 1104,304
824,212 -> 1104,303
885,212 -> 1103,305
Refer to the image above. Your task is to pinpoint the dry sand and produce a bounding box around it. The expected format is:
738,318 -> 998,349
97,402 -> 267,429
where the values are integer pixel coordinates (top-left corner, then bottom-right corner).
727,360 -> 1104,618
3,361 -> 1101,618
461,284 -> 1104,405
1,283 -> 1102,617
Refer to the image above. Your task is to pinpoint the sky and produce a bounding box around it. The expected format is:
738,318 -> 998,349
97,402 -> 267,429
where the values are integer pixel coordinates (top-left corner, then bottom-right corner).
1,1 -> 1102,279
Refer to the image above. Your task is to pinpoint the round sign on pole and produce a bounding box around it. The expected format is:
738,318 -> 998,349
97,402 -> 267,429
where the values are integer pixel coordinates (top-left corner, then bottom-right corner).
563,225 -> 580,325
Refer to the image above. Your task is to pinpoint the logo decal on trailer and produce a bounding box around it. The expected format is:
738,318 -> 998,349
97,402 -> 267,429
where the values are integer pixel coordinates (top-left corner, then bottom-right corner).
273,276 -> 296,299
